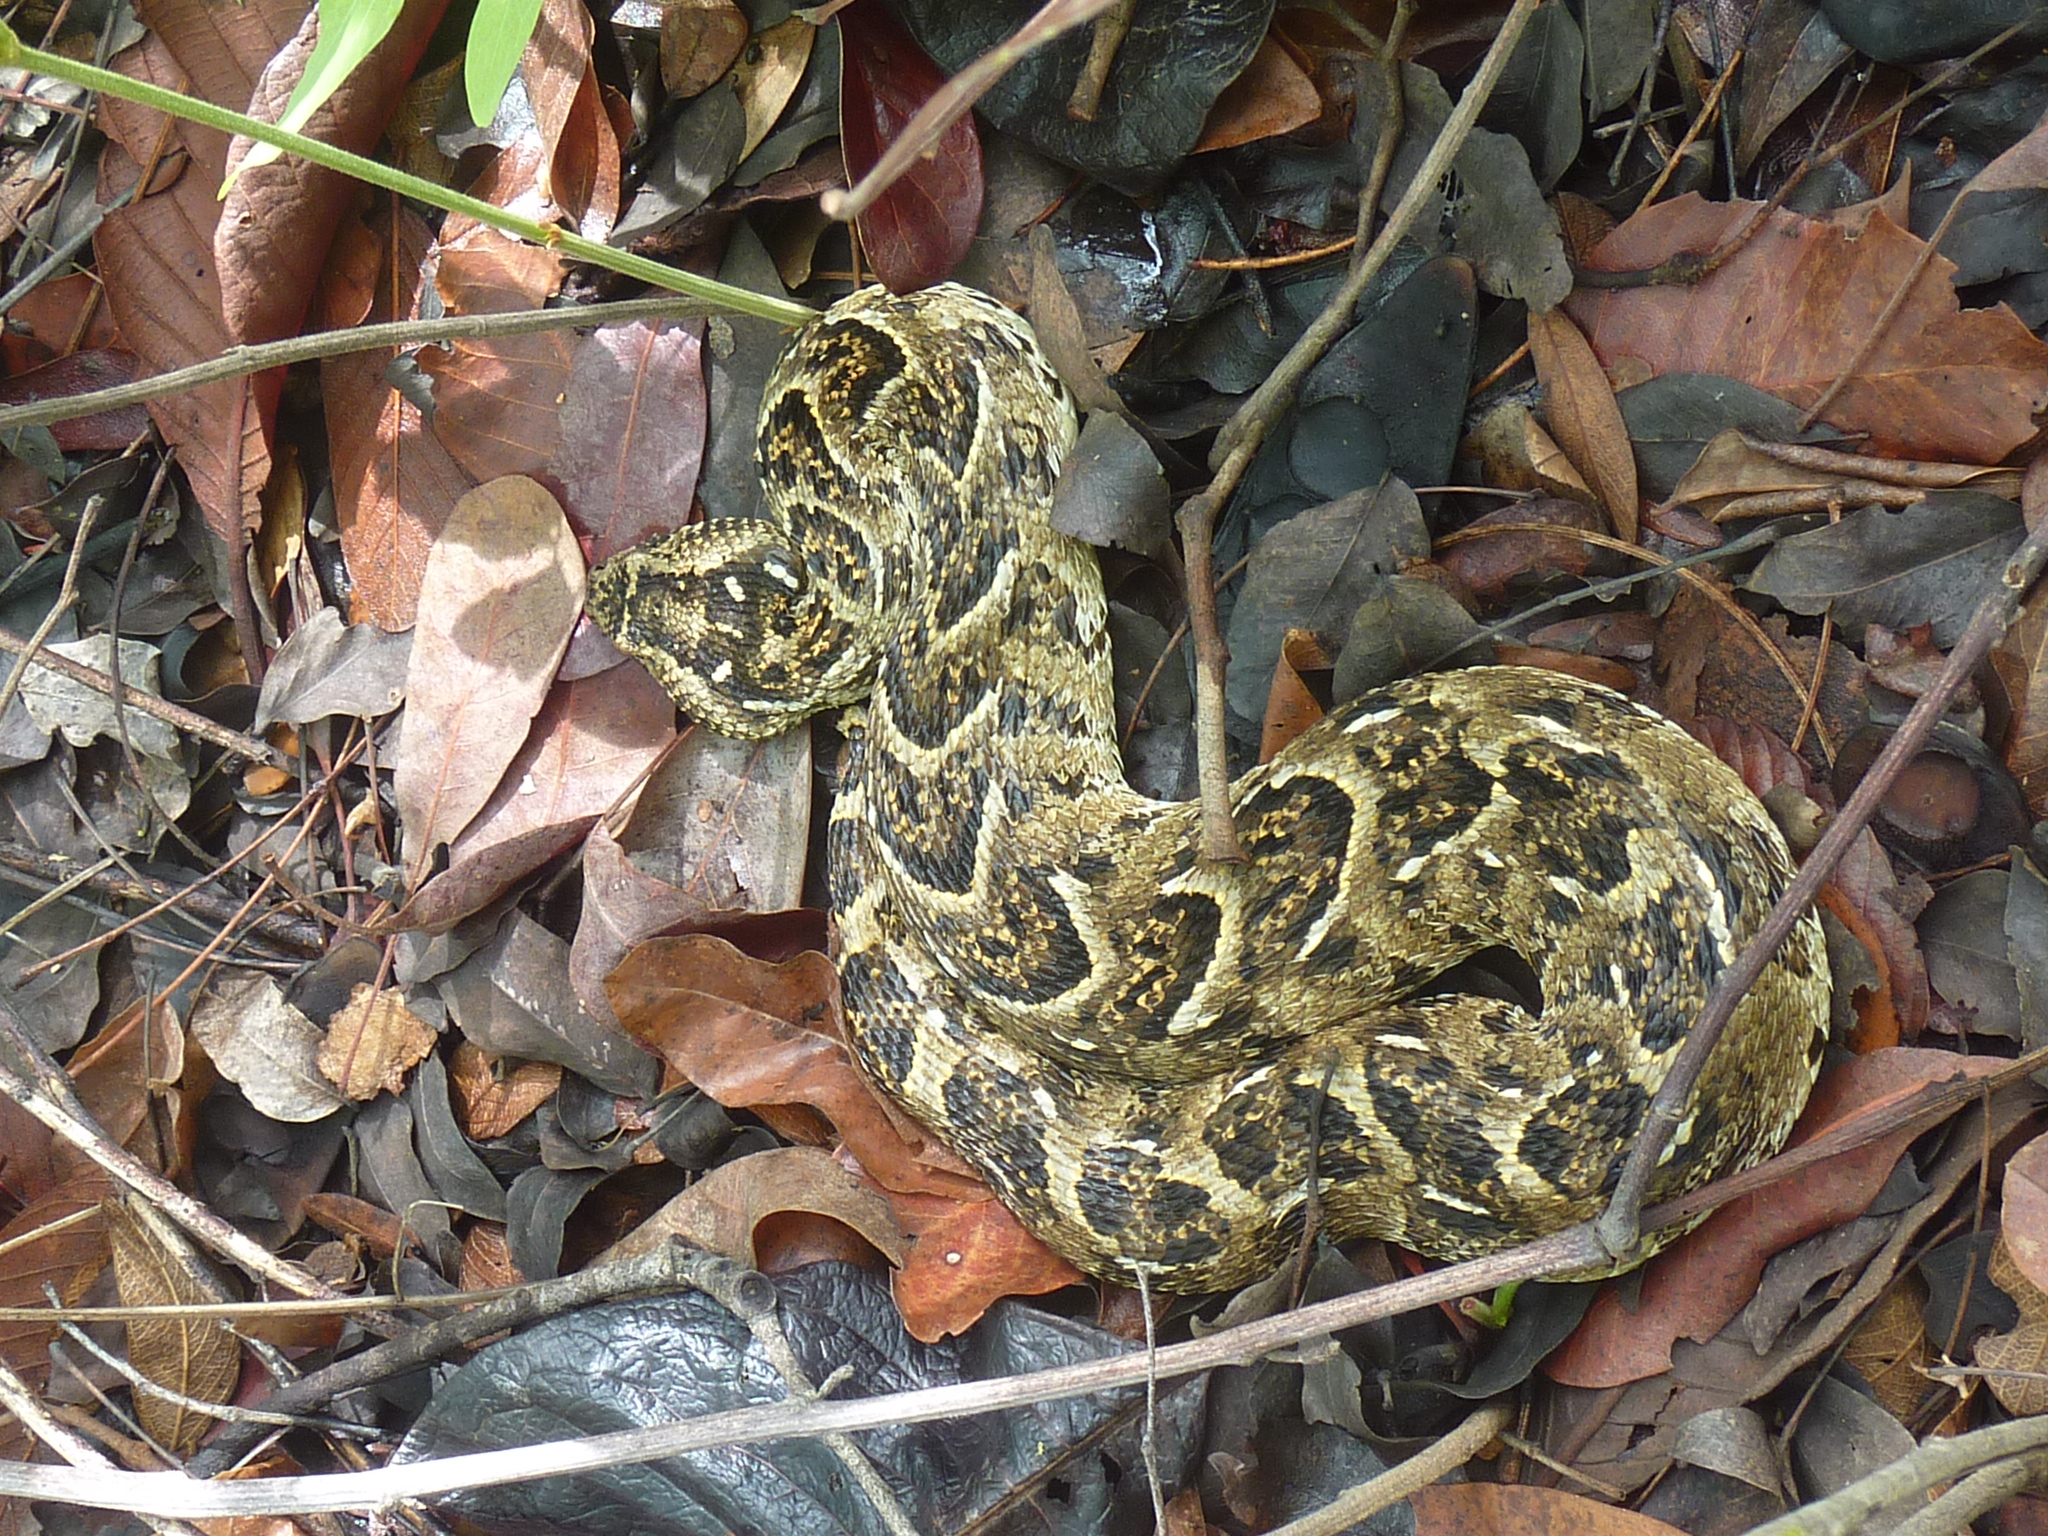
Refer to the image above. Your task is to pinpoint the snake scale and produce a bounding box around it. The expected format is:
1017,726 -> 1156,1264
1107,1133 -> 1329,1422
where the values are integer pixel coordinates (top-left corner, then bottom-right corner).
587,284 -> 1832,1292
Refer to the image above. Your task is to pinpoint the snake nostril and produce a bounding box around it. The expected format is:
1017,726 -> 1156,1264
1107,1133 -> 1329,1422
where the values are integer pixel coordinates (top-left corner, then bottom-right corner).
1410,945 -> 1545,1017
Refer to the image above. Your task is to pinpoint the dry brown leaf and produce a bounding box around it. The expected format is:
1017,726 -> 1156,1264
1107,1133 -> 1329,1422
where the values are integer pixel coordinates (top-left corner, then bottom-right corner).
606,934 -> 985,1202
1668,432 -> 2017,521
393,476 -> 585,875
1529,307 -> 1638,539
1259,628 -> 1330,762
731,19 -> 814,163
217,0 -> 450,347
448,665 -> 675,866
599,1145 -> 907,1270
321,205 -> 473,630
663,0 -> 749,96
1192,35 -> 1323,153
524,0 -> 622,234
1411,1484 -> 1685,1534
888,1191 -> 1085,1342
105,1198 -> 238,1454
318,984 -> 437,1100
0,1175 -> 111,1463
1840,1268 -> 1931,1422
1975,1237 -> 2048,1417
420,145 -> 573,482
448,1039 -> 562,1139
1568,194 -> 2048,463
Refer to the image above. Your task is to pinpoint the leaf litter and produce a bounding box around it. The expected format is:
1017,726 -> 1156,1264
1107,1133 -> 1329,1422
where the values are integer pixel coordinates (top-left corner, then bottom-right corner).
5,1 -> 2048,1533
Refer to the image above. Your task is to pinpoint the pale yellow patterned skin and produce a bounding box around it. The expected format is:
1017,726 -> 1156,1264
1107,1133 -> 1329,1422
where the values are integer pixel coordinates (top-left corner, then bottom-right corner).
587,284 -> 1831,1292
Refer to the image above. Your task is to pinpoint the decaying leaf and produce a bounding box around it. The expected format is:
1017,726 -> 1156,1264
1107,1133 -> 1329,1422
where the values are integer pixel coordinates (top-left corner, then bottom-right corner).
105,1197 -> 239,1454
319,984 -> 438,1100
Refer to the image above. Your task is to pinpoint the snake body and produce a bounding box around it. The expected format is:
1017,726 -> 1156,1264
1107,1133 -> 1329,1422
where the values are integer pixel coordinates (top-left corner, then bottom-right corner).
587,285 -> 1832,1291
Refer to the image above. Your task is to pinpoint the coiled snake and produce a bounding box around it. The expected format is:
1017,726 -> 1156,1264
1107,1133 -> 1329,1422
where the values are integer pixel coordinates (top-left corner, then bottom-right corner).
587,285 -> 1832,1292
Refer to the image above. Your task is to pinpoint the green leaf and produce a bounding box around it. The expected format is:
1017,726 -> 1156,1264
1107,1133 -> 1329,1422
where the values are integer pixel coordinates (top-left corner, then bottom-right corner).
235,0 -> 406,181
465,0 -> 545,129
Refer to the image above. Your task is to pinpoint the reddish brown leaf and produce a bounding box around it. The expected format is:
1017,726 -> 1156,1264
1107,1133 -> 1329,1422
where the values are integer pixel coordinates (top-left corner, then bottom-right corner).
606,934 -> 986,1201
1260,628 -> 1330,762
523,0 -> 622,235
552,321 -> 709,558
1544,1048 -> 2005,1388
1567,194 -> 2048,463
838,0 -> 983,293
889,1193 -> 1084,1342
93,0 -> 310,542
217,0 -> 451,347
422,146 -> 573,482
1826,825 -> 1932,1038
393,477 -> 585,875
95,160 -> 277,544
321,204 -> 474,630
1411,1485 -> 1685,1535
0,1177 -> 111,1463
0,352 -> 151,451
1528,307 -> 1638,539
449,666 -> 674,864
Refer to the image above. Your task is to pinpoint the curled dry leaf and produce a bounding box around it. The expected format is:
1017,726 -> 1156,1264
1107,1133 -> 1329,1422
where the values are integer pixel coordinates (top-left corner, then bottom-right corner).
889,1192 -> 1086,1343
598,1145 -> 907,1272
394,477 -> 586,876
448,1039 -> 562,1140
1528,306 -> 1638,539
319,984 -> 438,1100
606,934 -> 981,1198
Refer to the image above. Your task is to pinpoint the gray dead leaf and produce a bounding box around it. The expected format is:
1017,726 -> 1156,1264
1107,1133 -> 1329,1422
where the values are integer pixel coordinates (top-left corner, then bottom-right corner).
1332,573 -> 1490,701
18,634 -> 178,758
189,972 -> 348,1123
619,724 -> 809,916
1672,1406 -> 1782,1496
440,913 -> 658,1098
255,607 -> 412,729
1746,491 -> 2025,647
1051,411 -> 1171,557
1225,482 -> 1431,722
1920,868 -> 2023,1035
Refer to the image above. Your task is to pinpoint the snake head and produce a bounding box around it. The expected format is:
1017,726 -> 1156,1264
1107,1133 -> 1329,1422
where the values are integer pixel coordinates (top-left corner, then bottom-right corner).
587,518 -> 878,740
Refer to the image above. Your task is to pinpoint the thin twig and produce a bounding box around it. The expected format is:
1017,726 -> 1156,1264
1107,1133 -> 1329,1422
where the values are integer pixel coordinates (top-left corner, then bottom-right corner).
0,487 -> 100,723
0,623 -> 288,768
1633,47 -> 1743,214
1065,0 -> 1135,120
821,0 -> 1116,223
1174,0 -> 1541,861
1595,506 -> 2048,1260
0,297 -> 730,432
1265,1402 -> 1510,1536
1352,0 -> 1413,266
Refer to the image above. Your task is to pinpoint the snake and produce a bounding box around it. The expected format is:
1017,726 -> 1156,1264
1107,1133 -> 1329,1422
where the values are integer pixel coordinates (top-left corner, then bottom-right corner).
586,283 -> 1833,1293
